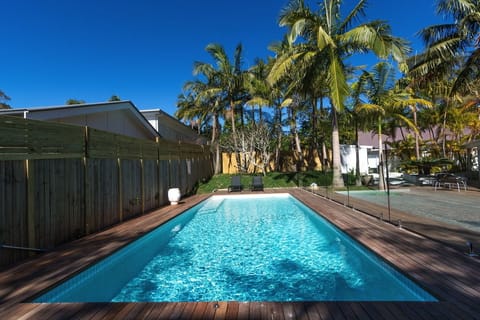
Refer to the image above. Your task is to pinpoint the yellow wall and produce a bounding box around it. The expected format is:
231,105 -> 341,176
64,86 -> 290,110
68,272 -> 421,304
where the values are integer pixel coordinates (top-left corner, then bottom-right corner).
222,151 -> 323,174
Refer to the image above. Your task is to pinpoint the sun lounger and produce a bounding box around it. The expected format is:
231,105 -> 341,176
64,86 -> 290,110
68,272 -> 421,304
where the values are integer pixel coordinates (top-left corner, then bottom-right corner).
228,175 -> 242,192
251,176 -> 264,191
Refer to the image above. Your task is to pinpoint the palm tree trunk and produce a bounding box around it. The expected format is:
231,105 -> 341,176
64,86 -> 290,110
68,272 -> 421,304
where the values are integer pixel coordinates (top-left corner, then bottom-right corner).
355,120 -> 362,186
442,103 -> 448,158
331,109 -> 344,188
413,107 -> 420,159
290,107 -> 303,172
230,101 -> 242,172
378,115 -> 385,191
211,112 -> 222,174
274,105 -> 283,172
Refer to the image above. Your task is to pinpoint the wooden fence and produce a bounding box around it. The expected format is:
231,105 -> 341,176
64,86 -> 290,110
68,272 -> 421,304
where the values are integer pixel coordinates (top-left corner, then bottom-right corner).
0,116 -> 213,269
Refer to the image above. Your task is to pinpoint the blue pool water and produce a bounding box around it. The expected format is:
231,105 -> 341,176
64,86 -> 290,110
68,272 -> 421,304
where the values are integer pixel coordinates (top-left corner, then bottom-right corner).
35,194 -> 436,302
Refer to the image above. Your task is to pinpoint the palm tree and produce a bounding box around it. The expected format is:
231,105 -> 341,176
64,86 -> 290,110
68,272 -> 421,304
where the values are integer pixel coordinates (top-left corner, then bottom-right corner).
268,0 -> 409,188
245,57 -> 293,171
194,43 -> 250,172
356,62 -> 432,190
409,0 -> 480,96
176,75 -> 224,174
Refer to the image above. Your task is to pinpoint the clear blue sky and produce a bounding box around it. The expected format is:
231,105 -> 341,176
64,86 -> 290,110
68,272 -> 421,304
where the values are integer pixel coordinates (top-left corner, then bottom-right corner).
1,0 -> 446,116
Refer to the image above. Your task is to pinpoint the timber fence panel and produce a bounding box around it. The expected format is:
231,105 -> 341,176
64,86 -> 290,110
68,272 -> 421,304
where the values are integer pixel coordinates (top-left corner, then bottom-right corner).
85,158 -> 120,233
120,159 -> 142,220
0,116 -> 213,268
0,117 -> 28,159
158,159 -> 170,206
0,116 -> 85,160
0,160 -> 29,269
31,159 -> 85,250
143,159 -> 159,212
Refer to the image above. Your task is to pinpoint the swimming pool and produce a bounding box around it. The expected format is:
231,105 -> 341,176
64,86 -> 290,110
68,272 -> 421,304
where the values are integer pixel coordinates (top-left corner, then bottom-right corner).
34,194 -> 436,302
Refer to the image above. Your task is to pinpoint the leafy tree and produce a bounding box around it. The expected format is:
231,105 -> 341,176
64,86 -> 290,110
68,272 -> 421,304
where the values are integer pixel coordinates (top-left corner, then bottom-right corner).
108,95 -> 121,101
0,90 -> 11,109
66,99 -> 86,105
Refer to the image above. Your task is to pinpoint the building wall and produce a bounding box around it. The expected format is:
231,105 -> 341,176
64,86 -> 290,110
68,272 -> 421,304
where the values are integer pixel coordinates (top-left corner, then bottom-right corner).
340,145 -> 370,174
47,111 -> 154,140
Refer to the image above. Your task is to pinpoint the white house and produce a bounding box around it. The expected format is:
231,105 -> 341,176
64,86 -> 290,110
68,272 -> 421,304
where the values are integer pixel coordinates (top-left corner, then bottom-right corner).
141,109 -> 208,145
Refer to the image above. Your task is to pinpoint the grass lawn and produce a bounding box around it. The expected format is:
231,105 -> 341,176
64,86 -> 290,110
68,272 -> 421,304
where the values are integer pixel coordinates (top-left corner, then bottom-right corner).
196,171 -> 341,194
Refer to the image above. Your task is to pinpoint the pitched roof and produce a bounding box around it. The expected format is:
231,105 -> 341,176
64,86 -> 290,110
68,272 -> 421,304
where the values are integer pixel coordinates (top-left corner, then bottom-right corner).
0,101 -> 159,140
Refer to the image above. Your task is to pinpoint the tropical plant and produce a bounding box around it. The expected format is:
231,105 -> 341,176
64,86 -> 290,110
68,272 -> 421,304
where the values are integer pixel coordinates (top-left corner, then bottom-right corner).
408,0 -> 480,96
0,90 -> 11,109
193,43 -> 251,171
355,62 -> 432,190
268,0 -> 409,188
245,55 -> 293,171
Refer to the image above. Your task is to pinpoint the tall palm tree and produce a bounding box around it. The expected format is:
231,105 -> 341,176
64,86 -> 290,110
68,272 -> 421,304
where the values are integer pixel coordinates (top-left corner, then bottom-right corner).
177,72 -> 224,174
409,0 -> 480,96
268,0 -> 409,188
195,43 -> 250,172
356,62 -> 432,190
245,57 -> 293,171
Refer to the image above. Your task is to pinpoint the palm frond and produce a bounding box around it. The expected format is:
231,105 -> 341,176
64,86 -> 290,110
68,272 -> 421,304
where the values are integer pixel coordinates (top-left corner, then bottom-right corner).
328,52 -> 349,111
338,0 -> 367,33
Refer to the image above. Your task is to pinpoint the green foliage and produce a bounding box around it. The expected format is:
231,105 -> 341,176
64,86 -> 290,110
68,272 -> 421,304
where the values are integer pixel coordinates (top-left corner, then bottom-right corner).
402,158 -> 453,175
196,171 -> 334,193
66,99 -> 86,105
0,90 -> 11,109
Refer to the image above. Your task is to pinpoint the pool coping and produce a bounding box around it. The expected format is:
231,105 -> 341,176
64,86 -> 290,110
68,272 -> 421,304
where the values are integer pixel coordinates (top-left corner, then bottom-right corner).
1,189 -> 480,319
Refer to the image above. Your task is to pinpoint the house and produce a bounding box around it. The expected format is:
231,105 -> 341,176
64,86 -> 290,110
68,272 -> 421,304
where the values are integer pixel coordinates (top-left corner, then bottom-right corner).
0,101 -> 205,145
141,109 -> 208,145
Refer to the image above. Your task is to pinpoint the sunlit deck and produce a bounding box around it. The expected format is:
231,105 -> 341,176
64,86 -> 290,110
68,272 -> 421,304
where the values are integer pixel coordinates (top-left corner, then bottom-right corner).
1,189 -> 480,319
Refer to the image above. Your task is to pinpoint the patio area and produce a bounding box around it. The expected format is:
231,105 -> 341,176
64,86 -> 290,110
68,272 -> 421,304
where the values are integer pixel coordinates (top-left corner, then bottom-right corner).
332,185 -> 480,253
1,189 -> 480,319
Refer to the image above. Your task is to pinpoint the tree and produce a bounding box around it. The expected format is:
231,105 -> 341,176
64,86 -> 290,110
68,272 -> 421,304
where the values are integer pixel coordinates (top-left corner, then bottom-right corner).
269,0 -> 409,188
194,43 -> 251,172
245,56 -> 292,171
66,99 -> 86,105
356,62 -> 432,190
0,90 -> 11,109
108,95 -> 121,101
409,0 -> 480,96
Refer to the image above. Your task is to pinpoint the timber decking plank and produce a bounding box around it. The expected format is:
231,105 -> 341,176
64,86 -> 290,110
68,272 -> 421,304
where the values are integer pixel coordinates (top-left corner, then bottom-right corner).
168,302 -> 188,320
224,301 -> 240,320
267,302 -> 286,320
237,301 -> 249,319
303,302 -> 322,320
213,301 -> 228,319
309,302 -> 334,320
281,303 -> 296,320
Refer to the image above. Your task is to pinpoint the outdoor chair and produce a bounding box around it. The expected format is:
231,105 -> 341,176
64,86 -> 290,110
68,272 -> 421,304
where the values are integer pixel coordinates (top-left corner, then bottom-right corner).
250,176 -> 264,191
434,173 -> 467,192
228,175 -> 242,192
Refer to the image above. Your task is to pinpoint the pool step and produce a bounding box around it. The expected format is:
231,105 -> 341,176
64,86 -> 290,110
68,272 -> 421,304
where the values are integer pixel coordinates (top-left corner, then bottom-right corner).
197,198 -> 224,214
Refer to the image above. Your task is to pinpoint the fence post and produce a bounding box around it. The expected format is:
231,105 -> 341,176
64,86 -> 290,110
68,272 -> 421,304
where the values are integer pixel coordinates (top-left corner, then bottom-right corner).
83,126 -> 90,235
118,157 -> 123,222
26,159 -> 36,255
140,158 -> 145,215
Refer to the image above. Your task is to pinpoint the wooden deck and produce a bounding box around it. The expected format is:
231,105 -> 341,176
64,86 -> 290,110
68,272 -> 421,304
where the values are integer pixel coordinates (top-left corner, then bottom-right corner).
1,189 -> 480,319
